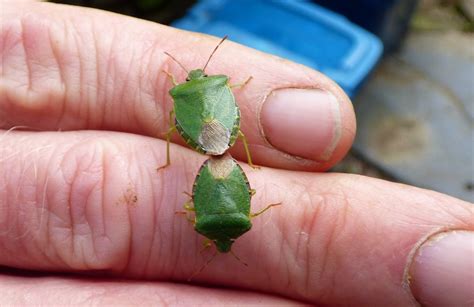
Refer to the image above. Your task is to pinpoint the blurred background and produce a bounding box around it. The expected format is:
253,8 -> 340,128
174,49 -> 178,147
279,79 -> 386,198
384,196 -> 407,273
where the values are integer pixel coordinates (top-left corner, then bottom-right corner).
50,0 -> 474,202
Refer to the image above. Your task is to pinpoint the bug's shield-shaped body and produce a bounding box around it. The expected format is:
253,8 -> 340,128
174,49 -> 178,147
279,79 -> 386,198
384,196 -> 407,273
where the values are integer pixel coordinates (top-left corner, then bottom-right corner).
170,75 -> 240,155
192,154 -> 252,253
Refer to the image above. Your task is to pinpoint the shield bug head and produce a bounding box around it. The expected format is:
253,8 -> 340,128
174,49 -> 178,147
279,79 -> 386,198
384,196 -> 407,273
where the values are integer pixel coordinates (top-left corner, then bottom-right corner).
186,69 -> 206,81
164,35 -> 228,82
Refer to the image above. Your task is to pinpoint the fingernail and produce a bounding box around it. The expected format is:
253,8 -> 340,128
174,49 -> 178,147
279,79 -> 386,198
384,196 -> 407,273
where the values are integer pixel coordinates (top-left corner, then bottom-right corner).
261,88 -> 341,161
409,230 -> 474,306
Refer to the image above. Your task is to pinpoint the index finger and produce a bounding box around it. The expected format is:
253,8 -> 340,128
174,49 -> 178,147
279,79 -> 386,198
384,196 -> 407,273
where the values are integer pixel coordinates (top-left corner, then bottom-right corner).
0,1 -> 355,171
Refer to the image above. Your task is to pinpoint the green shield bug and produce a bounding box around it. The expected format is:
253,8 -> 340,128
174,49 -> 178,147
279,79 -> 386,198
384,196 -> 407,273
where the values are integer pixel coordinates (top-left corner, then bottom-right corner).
178,153 -> 280,279
158,36 -> 257,170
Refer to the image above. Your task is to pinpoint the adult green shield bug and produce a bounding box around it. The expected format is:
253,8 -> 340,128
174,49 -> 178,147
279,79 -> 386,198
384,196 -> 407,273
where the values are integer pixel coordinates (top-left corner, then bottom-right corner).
159,36 -> 257,170
177,153 -> 280,278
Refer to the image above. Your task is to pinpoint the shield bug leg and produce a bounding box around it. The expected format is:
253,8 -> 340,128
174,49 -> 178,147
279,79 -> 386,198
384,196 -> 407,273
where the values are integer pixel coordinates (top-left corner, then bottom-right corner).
162,70 -> 179,86
175,191 -> 195,220
250,188 -> 256,196
183,191 -> 193,198
175,211 -> 195,224
157,110 -> 177,171
182,191 -> 195,211
157,125 -> 176,170
184,202 -> 195,212
200,239 -> 213,254
250,203 -> 282,218
176,200 -> 195,224
238,130 -> 259,169
230,76 -> 253,89
183,197 -> 196,212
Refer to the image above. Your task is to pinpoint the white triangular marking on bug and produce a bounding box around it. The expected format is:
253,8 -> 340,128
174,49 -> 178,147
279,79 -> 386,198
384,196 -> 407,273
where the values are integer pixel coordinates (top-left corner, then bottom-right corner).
199,119 -> 230,155
208,154 -> 234,179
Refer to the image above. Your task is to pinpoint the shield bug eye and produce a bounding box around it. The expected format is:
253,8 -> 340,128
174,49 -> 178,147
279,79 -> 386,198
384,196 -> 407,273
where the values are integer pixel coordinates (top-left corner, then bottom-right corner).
204,74 -> 208,77
186,77 -> 190,81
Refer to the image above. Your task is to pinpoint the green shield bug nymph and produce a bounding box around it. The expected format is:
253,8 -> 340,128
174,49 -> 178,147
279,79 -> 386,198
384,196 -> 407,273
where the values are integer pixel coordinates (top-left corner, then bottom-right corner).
178,153 -> 280,278
158,36 -> 257,170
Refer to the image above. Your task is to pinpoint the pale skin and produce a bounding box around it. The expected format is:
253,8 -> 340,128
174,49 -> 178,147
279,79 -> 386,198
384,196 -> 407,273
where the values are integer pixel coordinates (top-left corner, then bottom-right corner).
1,1 -> 473,306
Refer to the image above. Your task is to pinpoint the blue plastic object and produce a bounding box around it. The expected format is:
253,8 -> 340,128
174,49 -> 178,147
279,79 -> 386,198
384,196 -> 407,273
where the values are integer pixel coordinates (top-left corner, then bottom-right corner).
172,0 -> 383,98
314,0 -> 418,53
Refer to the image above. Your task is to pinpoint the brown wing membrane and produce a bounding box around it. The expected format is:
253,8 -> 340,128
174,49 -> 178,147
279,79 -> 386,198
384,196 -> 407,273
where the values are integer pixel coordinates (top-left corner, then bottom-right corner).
198,119 -> 231,155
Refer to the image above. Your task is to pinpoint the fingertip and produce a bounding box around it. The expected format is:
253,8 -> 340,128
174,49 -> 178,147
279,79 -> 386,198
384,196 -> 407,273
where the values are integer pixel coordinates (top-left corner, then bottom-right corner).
409,230 -> 474,307
260,84 -> 355,170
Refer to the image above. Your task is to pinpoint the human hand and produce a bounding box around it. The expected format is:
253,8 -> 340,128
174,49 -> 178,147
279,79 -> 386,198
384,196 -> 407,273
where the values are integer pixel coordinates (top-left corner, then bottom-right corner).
1,1 -> 473,306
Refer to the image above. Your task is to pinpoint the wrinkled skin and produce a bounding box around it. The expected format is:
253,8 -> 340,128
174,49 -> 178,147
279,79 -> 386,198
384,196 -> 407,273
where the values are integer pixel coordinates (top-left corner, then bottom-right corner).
0,1 -> 473,306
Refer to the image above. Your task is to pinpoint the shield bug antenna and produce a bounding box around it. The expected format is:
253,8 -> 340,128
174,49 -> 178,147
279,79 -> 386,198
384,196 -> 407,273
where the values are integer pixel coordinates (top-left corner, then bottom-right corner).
230,250 -> 248,267
187,250 -> 218,282
164,51 -> 189,74
202,35 -> 228,73
187,246 -> 247,281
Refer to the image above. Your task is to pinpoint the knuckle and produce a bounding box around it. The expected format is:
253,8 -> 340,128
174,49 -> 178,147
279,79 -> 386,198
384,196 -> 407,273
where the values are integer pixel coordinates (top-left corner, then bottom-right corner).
0,14 -> 67,119
52,138 -> 131,270
278,178 -> 353,300
0,133 -> 151,273
54,140 -> 107,269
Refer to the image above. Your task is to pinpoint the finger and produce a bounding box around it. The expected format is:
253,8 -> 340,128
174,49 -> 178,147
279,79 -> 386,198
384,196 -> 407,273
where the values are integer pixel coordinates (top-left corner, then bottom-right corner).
1,130 -> 473,305
0,273 -> 303,306
0,1 -> 355,171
